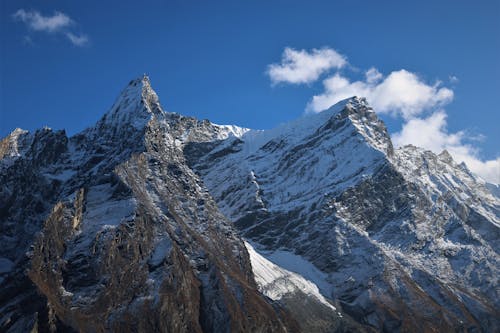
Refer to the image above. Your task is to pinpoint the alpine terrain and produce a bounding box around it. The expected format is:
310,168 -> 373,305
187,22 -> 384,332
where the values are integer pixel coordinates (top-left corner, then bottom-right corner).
1,76 -> 498,333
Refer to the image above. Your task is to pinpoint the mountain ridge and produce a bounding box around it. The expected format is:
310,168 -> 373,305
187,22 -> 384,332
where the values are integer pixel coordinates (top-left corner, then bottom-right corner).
1,76 -> 499,332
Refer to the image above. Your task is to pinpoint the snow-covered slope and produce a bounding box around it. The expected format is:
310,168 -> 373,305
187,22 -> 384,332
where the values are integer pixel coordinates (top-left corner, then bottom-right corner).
187,96 -> 500,332
1,76 -> 498,332
187,97 -> 392,223
245,241 -> 335,309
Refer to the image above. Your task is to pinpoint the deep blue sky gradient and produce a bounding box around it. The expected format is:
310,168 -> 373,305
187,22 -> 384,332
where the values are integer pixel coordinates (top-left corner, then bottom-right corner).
1,0 -> 499,159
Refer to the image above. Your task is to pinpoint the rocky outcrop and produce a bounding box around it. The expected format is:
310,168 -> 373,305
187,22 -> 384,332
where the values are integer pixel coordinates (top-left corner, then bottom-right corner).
1,77 -> 298,332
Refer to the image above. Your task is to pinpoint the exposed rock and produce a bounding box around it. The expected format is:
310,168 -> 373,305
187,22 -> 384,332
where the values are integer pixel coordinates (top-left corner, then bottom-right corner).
187,96 -> 500,332
1,78 -> 498,333
1,76 -> 298,333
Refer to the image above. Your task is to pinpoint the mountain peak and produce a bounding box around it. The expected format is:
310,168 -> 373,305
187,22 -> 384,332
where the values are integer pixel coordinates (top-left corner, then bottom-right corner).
438,149 -> 454,164
121,74 -> 159,108
329,96 -> 394,156
93,75 -> 165,132
345,95 -> 369,108
321,96 -> 370,115
0,128 -> 30,161
126,74 -> 153,93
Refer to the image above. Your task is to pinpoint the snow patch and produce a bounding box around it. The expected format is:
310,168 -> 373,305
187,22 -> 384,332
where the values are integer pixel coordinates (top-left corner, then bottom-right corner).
245,241 -> 335,311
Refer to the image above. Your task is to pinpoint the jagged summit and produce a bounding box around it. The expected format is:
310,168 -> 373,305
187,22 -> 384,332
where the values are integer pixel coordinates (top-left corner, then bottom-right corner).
187,95 -> 396,223
235,95 -> 393,159
93,74 -> 165,132
438,149 -> 454,163
325,95 -> 369,111
0,128 -> 29,160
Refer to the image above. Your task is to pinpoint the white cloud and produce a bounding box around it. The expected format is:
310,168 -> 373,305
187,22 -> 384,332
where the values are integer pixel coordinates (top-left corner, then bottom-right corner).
267,47 -> 347,85
393,111 -> 500,184
13,9 -> 72,33
65,32 -> 89,47
365,67 -> 382,84
307,69 -> 454,119
12,9 -> 89,47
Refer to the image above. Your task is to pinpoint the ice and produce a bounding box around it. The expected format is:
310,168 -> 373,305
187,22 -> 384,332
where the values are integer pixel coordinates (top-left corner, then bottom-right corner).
245,241 -> 335,310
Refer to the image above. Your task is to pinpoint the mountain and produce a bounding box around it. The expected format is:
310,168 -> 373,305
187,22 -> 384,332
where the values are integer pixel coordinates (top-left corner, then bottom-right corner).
1,76 -> 498,332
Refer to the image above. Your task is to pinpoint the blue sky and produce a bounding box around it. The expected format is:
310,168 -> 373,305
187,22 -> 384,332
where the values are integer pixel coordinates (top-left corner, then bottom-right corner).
1,0 -> 499,182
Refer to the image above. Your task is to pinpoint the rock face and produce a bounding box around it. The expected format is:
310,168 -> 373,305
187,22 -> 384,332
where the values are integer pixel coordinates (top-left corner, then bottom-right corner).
1,76 -> 499,333
186,97 -> 500,332
0,77 -> 297,333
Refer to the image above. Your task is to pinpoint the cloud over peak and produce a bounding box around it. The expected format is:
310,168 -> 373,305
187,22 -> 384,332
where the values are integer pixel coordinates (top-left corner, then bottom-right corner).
267,47 -> 347,85
393,111 -> 499,184
12,9 -> 89,47
266,46 -> 498,184
307,69 -> 454,118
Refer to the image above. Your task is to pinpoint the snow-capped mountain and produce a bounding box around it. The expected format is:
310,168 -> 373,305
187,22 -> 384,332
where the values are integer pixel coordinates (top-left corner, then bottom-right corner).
1,76 -> 498,332
186,95 -> 499,332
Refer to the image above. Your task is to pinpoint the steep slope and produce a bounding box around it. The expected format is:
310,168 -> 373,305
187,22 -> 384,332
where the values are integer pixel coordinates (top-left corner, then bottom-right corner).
186,97 -> 500,332
2,77 -> 498,333
0,77 -> 298,332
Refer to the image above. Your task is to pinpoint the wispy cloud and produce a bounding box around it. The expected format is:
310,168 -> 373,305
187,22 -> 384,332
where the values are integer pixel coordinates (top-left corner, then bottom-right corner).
13,9 -> 72,33
12,9 -> 89,47
267,46 -> 499,184
267,47 -> 347,85
65,32 -> 89,47
22,35 -> 34,46
449,75 -> 459,84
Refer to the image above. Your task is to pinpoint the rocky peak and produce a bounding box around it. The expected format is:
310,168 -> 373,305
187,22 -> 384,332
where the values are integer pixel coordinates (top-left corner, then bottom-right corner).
93,75 -> 165,133
438,149 -> 454,164
0,128 -> 31,160
337,96 -> 394,157
1,76 -> 300,333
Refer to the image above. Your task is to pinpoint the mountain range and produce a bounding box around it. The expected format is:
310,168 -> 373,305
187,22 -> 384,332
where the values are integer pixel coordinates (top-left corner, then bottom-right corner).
1,76 -> 498,332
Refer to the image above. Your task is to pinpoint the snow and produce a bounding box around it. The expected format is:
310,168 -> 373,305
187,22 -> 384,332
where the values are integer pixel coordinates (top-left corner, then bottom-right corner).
0,128 -> 32,169
93,75 -> 166,131
194,97 -> 388,221
2,75 -> 498,331
83,184 -> 137,229
59,286 -> 74,297
253,244 -> 331,295
189,95 -> 499,327
5,128 -> 28,156
212,123 -> 251,139
238,97 -> 352,155
245,241 -> 335,311
394,145 -> 500,226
